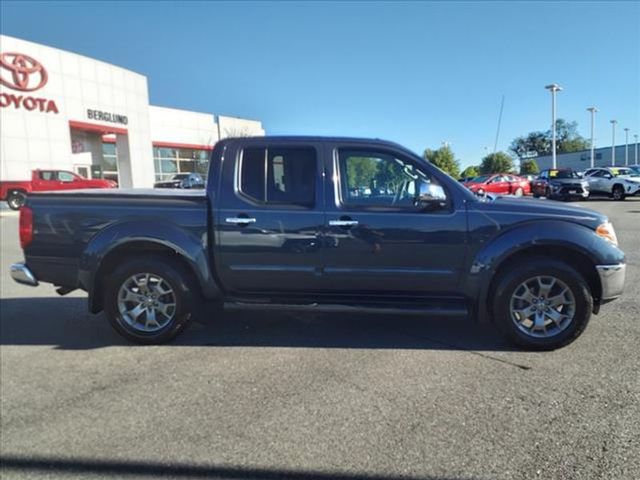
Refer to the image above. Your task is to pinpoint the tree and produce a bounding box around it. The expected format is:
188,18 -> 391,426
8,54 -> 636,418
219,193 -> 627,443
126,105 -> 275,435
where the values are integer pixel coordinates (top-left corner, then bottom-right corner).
460,165 -> 479,179
509,119 -> 589,159
479,152 -> 514,174
520,159 -> 539,175
345,157 -> 379,189
555,119 -> 589,153
423,145 -> 460,178
509,131 -> 550,159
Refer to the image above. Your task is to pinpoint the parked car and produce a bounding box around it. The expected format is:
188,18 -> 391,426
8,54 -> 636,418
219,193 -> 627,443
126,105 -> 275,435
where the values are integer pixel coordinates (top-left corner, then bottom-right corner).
583,167 -> 640,200
0,169 -> 117,210
463,173 -> 531,196
531,169 -> 589,201
154,172 -> 205,189
11,136 -> 625,350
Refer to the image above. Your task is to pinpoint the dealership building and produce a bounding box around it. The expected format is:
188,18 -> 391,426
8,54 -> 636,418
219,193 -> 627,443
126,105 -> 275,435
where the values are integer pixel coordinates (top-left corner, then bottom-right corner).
534,143 -> 640,172
0,34 -> 264,187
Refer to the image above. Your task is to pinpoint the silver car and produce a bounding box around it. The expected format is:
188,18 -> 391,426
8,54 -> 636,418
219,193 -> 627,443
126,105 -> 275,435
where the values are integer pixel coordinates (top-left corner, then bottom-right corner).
583,167 -> 640,200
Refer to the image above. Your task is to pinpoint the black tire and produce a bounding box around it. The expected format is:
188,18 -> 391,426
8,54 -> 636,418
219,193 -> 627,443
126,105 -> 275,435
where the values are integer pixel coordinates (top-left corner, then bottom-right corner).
104,255 -> 198,344
7,190 -> 26,210
612,185 -> 625,201
545,187 -> 551,199
492,257 -> 592,350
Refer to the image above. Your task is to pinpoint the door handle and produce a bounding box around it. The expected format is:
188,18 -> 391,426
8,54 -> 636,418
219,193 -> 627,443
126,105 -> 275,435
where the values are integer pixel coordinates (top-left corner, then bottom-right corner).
225,217 -> 256,225
329,219 -> 358,227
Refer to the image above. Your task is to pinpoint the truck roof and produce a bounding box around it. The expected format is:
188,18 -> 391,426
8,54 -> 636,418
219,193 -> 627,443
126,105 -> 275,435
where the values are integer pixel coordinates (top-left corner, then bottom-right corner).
218,136 -> 411,150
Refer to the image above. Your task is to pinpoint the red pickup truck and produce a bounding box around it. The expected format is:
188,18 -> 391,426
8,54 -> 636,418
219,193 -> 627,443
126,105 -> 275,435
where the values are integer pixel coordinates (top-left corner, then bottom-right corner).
0,170 -> 117,209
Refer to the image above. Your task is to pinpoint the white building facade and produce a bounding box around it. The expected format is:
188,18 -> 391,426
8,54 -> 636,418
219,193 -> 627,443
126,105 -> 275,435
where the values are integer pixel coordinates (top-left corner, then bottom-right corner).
0,35 -> 264,187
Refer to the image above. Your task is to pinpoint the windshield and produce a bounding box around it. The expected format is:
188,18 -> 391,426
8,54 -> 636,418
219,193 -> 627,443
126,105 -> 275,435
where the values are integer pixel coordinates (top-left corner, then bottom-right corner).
549,170 -> 580,179
611,168 -> 640,178
171,174 -> 190,180
469,174 -> 492,183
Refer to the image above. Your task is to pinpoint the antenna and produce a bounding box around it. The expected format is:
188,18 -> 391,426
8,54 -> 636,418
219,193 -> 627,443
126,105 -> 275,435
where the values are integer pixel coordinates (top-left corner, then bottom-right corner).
493,95 -> 505,154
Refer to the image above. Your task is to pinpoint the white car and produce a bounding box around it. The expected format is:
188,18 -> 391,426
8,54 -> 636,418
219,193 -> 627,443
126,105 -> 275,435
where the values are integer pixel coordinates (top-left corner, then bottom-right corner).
583,167 -> 640,200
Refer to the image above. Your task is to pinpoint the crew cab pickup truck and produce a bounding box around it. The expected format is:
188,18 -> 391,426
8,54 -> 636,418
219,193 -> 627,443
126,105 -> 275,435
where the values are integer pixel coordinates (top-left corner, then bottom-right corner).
1,169 -> 117,210
10,137 -> 626,349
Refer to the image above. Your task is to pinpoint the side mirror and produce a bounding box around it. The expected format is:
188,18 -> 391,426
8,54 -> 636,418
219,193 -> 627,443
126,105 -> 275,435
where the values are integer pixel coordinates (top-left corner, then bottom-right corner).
416,182 -> 447,210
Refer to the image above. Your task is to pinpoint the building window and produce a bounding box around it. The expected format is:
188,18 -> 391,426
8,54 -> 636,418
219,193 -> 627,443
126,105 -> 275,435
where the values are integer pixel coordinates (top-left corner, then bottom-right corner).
153,147 -> 211,182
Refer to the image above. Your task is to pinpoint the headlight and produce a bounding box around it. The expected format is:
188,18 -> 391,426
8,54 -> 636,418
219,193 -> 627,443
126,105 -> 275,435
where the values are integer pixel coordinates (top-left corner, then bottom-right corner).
596,221 -> 618,246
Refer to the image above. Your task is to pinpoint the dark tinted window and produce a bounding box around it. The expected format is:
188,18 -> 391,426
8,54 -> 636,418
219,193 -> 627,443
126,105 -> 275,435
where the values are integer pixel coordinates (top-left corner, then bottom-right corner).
239,147 -> 316,207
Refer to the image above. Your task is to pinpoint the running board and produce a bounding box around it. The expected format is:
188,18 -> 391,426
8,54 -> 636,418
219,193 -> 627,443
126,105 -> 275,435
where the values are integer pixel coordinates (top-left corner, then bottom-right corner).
224,302 -> 468,317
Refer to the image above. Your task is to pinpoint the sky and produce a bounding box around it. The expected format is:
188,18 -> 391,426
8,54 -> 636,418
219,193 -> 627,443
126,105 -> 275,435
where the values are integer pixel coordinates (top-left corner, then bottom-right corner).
1,1 -> 639,168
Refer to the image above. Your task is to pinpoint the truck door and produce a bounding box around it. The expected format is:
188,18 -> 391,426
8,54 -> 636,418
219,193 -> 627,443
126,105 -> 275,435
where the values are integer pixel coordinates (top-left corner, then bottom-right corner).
214,142 -> 325,293
320,143 -> 468,294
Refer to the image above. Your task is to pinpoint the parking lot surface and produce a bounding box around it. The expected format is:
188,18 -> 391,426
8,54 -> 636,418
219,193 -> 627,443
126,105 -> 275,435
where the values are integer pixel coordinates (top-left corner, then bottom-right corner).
1,199 -> 639,480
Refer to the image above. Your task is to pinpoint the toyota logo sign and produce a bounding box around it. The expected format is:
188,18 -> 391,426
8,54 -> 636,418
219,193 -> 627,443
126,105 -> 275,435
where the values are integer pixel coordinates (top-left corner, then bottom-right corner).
0,52 -> 48,92
0,51 -> 58,114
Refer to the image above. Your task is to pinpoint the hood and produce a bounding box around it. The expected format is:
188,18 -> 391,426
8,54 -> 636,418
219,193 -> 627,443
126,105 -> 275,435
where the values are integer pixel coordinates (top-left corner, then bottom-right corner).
618,176 -> 640,183
472,196 -> 606,230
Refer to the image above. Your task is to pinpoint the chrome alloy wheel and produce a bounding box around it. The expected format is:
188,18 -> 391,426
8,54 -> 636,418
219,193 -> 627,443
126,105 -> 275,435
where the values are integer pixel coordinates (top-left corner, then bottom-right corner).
117,273 -> 177,332
509,276 -> 576,338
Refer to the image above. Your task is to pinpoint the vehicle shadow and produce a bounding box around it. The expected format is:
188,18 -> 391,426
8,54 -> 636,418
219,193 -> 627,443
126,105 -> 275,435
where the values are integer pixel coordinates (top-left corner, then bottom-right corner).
0,296 -> 516,352
0,454 -> 475,480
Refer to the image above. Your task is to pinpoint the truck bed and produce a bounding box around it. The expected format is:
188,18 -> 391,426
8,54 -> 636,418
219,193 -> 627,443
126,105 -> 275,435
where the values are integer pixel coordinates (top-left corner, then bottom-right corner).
24,189 -> 209,291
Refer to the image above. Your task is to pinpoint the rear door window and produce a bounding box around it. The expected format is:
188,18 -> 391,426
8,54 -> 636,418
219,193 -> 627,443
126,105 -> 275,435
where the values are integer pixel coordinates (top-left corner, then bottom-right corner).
238,147 -> 316,207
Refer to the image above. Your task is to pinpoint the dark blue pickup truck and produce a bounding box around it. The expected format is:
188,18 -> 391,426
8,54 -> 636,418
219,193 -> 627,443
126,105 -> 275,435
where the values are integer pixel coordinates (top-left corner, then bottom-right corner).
11,137 -> 626,349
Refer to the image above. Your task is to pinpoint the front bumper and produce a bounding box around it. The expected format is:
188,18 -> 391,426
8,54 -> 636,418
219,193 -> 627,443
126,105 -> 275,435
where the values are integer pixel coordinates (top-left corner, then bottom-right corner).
596,264 -> 625,300
10,262 -> 39,286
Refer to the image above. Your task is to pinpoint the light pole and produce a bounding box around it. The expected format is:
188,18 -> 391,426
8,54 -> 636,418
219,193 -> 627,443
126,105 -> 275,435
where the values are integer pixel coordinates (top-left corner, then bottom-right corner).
635,134 -> 639,166
587,107 -> 597,168
610,120 -> 617,166
545,83 -> 562,169
624,128 -> 630,165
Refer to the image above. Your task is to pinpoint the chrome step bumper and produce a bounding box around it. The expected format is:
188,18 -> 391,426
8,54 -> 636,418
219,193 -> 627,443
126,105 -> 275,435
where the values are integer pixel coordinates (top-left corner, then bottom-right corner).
10,263 -> 39,286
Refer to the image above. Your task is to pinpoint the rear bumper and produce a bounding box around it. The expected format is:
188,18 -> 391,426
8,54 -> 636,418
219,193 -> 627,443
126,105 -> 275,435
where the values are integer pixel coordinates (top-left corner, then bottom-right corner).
596,264 -> 625,300
10,262 -> 39,286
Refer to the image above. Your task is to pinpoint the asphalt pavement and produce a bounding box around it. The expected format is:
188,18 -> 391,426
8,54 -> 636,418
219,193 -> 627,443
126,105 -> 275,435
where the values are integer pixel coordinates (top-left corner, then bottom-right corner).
1,199 -> 639,480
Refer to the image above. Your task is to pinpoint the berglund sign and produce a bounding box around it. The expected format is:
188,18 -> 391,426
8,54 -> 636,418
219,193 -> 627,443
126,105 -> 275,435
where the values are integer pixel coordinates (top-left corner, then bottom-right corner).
0,52 -> 59,114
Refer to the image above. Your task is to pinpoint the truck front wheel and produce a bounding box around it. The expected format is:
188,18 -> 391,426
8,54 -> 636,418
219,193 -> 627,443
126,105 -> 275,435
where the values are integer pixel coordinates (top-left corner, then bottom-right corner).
104,255 -> 197,344
7,190 -> 26,210
492,257 -> 592,350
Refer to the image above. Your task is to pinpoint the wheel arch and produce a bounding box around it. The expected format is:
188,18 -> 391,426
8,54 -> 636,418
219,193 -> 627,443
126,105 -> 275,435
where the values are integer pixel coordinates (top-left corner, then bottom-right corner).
80,221 -> 222,313
468,220 -> 621,323
486,245 -> 601,319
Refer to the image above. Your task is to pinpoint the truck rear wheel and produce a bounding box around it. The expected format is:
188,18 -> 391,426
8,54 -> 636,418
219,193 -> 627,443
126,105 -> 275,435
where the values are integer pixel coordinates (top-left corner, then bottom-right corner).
492,257 -> 592,350
104,255 -> 197,344
7,190 -> 26,210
